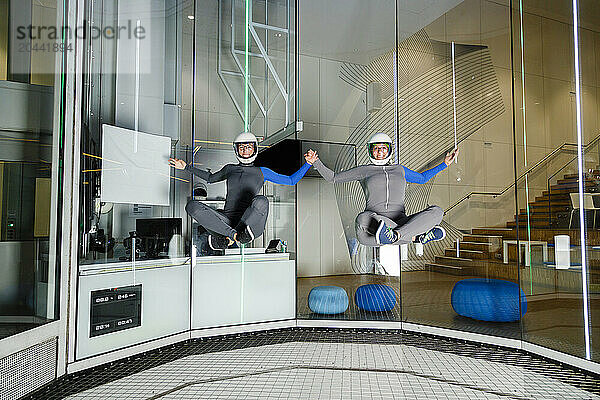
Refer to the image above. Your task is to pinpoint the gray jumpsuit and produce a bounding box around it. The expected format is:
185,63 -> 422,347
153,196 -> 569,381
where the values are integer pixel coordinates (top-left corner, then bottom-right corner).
312,159 -> 445,246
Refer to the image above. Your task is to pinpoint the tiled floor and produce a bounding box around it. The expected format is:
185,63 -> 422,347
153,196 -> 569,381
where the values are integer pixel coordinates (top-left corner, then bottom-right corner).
27,329 -> 600,399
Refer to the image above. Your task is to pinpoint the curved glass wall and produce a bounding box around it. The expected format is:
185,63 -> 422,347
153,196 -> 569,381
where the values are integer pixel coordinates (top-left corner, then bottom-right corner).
396,0 -> 520,339
59,0 -> 600,367
295,0 -> 399,320
296,0 -> 600,366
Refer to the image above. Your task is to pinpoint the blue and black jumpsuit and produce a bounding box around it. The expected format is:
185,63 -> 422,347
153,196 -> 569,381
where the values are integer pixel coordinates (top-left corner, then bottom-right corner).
184,162 -> 311,239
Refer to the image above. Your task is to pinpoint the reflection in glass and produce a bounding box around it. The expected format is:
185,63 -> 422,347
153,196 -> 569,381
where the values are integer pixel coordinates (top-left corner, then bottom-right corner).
79,1 -> 193,265
0,0 -> 64,339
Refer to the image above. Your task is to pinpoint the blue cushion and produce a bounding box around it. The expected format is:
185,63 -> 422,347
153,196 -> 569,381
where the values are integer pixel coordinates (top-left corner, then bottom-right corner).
308,286 -> 349,314
451,278 -> 527,322
354,284 -> 397,312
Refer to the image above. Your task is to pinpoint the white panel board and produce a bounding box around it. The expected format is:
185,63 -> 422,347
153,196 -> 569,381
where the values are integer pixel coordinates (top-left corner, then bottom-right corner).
192,254 -> 295,329
76,261 -> 190,359
101,125 -> 171,205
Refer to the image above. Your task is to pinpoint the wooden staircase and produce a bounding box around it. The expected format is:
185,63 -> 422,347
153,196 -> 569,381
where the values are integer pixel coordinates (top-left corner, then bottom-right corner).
427,171 -> 600,282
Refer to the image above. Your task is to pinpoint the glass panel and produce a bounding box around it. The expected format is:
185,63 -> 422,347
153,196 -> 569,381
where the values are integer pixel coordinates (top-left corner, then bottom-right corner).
79,1 -> 189,265
189,0 -> 297,329
515,0 -> 597,360
395,0 -> 520,339
76,0 -> 297,357
191,0 -> 296,258
296,0 -> 400,321
576,0 -> 599,362
75,0 -> 195,359
0,0 -> 64,339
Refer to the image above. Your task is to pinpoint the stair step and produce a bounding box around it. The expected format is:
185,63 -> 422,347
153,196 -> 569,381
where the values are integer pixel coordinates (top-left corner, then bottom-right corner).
546,188 -> 599,196
445,248 -> 487,259
536,194 -> 571,201
507,221 -> 550,228
534,199 -> 571,206
426,263 -> 473,276
544,189 -> 580,195
515,214 -> 550,220
434,255 -> 474,267
462,234 -> 503,243
453,241 -> 494,252
472,228 -> 516,238
521,207 -> 570,213
531,200 -> 570,205
553,179 -> 597,186
564,172 -> 600,179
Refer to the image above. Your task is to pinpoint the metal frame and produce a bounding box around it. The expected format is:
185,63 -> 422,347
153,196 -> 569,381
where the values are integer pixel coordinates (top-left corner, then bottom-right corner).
571,0 -> 592,361
217,0 -> 291,137
61,0 -> 86,376
0,0 -> 83,382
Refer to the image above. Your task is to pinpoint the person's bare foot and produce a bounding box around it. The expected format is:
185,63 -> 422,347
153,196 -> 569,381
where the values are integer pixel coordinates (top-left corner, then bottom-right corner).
227,237 -> 235,246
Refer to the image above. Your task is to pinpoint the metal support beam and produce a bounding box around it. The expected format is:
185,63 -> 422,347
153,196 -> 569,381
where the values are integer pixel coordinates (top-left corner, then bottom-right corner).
217,0 -> 291,135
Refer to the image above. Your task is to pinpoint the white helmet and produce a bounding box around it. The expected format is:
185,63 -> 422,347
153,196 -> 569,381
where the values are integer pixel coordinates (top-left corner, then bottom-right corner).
233,131 -> 258,164
367,133 -> 393,165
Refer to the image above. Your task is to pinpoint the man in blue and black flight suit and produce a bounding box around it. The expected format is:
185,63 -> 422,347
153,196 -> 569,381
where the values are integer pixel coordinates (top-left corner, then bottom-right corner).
169,132 -> 315,250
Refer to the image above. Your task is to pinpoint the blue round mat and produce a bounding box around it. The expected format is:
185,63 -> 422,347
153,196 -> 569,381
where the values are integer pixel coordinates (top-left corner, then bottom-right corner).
308,286 -> 349,314
451,278 -> 527,322
354,284 -> 397,312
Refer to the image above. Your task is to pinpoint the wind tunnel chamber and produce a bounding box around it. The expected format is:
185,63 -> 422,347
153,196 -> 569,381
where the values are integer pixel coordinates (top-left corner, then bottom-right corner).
63,0 -> 600,371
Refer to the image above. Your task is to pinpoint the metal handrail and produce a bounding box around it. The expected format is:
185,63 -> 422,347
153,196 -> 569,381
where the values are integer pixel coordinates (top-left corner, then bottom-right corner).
444,133 -> 600,214
547,135 -> 600,185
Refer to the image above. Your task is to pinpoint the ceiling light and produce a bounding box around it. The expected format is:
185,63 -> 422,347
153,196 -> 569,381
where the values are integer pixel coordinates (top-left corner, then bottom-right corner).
187,15 -> 195,20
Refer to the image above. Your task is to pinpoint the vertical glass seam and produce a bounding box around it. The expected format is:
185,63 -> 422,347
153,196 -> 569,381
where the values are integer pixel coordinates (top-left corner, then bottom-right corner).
245,0 -> 250,131
571,0 -> 592,361
508,0 -> 524,339
518,0 -> 533,294
451,42 -> 457,152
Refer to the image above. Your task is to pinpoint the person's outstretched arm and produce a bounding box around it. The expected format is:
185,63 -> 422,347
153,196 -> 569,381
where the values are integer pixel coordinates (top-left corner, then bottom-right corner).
312,159 -> 366,183
185,164 -> 230,183
402,148 -> 459,184
169,158 -> 230,183
403,163 -> 447,184
261,162 -> 312,186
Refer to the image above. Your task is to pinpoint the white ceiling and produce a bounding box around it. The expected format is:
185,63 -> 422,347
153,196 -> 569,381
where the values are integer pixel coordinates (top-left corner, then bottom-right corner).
298,0 -> 464,64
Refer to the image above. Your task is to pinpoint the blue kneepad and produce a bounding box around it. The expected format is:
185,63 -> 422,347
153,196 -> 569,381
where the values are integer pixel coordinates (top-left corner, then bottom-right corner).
451,278 -> 527,322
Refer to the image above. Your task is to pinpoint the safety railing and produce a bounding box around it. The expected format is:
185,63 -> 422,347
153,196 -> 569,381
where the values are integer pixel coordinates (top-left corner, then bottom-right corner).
444,133 -> 600,215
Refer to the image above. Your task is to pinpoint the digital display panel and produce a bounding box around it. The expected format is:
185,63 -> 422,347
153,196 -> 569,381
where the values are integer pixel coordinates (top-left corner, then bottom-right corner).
90,285 -> 142,337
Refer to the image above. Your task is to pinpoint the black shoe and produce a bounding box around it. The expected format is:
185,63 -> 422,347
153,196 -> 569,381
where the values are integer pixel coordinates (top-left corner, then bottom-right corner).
208,234 -> 229,250
236,226 -> 255,244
